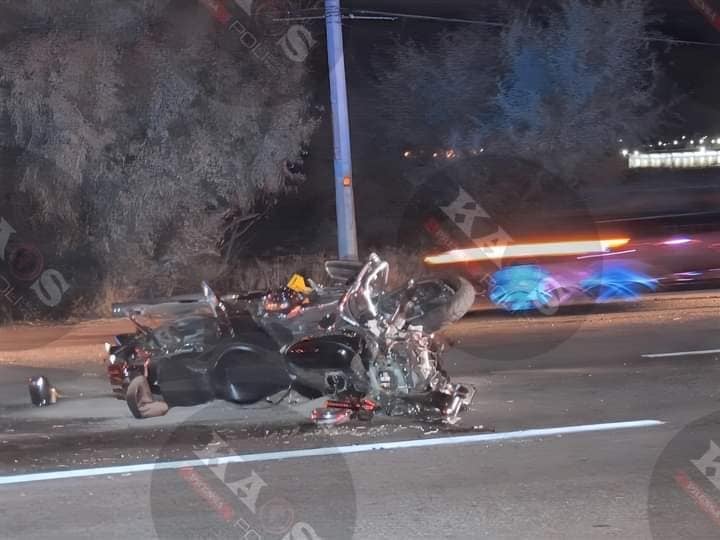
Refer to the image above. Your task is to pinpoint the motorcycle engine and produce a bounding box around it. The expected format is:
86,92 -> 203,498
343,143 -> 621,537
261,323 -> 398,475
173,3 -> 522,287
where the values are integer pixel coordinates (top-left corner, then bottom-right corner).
369,330 -> 439,396
377,369 -> 394,390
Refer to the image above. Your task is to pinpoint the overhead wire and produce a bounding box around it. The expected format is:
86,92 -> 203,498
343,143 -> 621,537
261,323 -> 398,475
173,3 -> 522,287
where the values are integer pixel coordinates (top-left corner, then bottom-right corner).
11,5 -> 720,48
271,7 -> 720,47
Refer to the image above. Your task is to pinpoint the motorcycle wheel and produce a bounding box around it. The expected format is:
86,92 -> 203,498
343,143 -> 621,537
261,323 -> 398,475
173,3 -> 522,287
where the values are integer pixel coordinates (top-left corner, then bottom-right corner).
406,275 -> 476,333
126,375 -> 170,419
125,375 -> 147,419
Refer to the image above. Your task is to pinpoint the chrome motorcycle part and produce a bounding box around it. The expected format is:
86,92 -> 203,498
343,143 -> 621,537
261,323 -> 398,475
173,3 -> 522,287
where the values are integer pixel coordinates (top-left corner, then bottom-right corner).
28,376 -> 55,407
311,407 -> 352,426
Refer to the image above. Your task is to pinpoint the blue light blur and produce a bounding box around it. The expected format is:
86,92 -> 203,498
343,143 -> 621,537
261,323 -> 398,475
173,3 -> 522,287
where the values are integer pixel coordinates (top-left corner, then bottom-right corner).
489,265 -> 558,312
580,263 -> 657,302
489,263 -> 658,312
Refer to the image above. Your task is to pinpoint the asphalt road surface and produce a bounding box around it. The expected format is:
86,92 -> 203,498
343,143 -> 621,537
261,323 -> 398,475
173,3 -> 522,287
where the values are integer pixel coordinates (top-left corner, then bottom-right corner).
2,291 -> 720,539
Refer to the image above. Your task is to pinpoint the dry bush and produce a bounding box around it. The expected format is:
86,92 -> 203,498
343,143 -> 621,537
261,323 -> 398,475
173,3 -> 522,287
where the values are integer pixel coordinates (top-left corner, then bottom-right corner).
216,248 -> 428,295
0,1 -> 320,315
67,248 -> 428,318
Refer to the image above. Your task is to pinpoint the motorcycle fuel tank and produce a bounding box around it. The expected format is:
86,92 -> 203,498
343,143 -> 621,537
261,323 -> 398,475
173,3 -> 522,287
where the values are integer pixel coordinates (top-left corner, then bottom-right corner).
285,333 -> 367,371
285,332 -> 373,395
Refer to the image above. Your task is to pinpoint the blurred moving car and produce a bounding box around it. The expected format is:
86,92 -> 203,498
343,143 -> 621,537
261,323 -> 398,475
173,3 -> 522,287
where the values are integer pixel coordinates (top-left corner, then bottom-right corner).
425,210 -> 720,313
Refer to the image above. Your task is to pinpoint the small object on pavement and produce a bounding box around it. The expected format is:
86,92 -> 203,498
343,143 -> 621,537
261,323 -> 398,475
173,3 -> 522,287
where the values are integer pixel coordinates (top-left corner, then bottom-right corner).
28,376 -> 57,407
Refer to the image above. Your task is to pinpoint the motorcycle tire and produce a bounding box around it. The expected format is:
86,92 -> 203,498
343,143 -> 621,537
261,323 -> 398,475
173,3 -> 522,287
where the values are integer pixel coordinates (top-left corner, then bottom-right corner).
410,275 -> 476,333
126,375 -> 170,419
125,375 -> 147,419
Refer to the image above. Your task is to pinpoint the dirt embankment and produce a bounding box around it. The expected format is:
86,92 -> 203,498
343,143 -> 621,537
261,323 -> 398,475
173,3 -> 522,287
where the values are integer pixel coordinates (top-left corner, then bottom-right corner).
0,319 -> 135,367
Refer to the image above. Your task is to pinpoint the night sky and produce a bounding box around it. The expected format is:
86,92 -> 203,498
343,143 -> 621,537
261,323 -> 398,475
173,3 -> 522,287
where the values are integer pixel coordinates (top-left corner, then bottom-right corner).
338,0 -> 720,137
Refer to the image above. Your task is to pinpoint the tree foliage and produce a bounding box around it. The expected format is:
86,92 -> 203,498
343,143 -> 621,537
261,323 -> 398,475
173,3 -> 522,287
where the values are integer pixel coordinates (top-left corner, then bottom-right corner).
378,0 -> 667,183
0,0 -> 318,298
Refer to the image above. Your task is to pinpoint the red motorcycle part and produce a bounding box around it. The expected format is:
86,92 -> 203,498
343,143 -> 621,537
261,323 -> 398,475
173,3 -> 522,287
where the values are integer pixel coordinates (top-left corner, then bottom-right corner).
310,408 -> 352,426
310,397 -> 378,425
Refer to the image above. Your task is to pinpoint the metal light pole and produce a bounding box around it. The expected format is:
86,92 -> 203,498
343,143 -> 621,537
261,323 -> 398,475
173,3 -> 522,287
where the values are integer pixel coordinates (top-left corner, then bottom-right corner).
325,0 -> 358,260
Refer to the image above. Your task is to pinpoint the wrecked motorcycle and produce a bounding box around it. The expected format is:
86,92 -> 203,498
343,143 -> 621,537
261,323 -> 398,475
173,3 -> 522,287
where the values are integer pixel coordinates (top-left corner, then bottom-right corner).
107,259 -> 473,392
287,254 -> 476,422
109,254 -> 476,423
110,258 -> 471,339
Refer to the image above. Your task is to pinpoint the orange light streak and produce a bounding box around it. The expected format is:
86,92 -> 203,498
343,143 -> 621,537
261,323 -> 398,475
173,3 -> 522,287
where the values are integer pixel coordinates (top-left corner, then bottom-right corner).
425,238 -> 631,265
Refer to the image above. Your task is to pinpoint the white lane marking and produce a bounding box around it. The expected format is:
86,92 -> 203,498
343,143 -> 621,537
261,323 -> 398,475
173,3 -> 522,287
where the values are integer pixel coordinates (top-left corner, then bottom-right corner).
0,419 -> 664,486
641,349 -> 720,359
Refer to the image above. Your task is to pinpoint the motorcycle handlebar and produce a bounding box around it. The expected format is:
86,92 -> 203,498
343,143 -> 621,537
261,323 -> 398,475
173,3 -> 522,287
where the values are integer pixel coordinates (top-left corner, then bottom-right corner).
338,253 -> 389,327
387,278 -> 416,331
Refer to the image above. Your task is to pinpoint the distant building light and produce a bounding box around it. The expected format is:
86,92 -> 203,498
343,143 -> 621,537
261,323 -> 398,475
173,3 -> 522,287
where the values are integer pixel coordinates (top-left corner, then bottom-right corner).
403,150 -> 411,158
621,149 -> 629,157
628,149 -> 720,169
